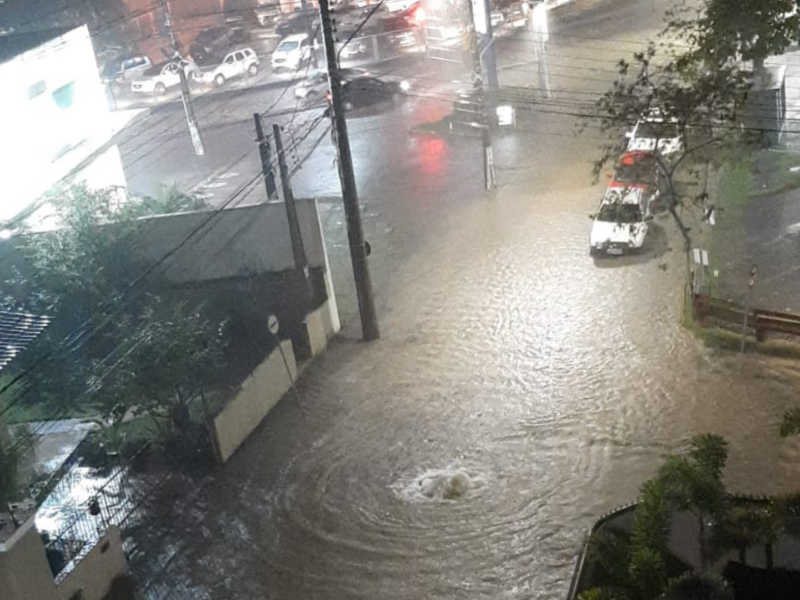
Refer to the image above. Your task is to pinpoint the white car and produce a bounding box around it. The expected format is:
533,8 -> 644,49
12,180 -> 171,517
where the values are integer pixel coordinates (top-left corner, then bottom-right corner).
271,34 -> 312,71
130,60 -> 198,96
117,55 -> 152,82
626,111 -> 682,156
589,186 -> 653,256
198,48 -> 259,87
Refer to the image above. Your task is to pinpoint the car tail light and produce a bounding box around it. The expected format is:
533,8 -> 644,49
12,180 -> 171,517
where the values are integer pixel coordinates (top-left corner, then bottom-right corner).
325,91 -> 332,103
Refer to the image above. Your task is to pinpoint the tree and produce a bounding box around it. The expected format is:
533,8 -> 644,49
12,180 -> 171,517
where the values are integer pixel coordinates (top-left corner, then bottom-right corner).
2,184 -> 225,452
590,41 -> 753,254
662,571 -> 733,600
112,296 -> 227,434
666,0 -> 800,72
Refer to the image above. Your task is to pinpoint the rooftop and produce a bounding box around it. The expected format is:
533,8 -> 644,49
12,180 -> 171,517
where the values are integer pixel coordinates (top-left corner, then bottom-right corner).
0,310 -> 52,373
0,27 -> 72,65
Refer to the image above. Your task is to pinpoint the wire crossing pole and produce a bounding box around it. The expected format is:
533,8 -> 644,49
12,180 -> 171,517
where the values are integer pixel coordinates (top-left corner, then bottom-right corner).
163,0 -> 204,155
318,0 -> 380,341
273,123 -> 308,272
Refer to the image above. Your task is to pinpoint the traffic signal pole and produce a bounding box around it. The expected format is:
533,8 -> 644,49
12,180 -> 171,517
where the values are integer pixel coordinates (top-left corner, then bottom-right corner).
318,0 -> 380,341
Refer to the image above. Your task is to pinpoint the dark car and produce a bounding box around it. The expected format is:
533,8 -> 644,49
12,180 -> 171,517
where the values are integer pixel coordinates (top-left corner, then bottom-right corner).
190,26 -> 234,65
327,74 -> 409,111
275,10 -> 316,37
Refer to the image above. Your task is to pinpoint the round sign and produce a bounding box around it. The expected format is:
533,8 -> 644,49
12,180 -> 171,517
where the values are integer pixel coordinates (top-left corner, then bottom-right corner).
268,314 -> 280,335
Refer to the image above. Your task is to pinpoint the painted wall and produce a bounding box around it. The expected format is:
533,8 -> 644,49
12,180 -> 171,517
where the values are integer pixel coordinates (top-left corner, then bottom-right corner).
0,519 -> 127,600
212,339 -> 297,462
0,518 -> 58,600
0,26 -> 117,225
55,527 -> 127,600
135,199 -> 330,283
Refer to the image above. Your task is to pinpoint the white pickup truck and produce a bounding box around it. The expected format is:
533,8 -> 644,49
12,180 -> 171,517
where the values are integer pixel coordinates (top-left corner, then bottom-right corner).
130,60 -> 198,96
196,48 -> 260,87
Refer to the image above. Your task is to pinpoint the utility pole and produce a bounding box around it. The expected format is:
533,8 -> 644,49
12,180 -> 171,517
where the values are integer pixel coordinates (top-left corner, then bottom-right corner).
163,0 -> 204,155
468,0 -> 496,190
471,0 -> 499,89
318,0 -> 380,341
530,1 -> 551,98
253,113 -> 279,201
273,123 -> 308,272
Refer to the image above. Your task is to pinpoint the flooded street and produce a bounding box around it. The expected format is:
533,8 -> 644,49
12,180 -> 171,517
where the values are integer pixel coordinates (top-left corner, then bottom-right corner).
125,1 -> 800,599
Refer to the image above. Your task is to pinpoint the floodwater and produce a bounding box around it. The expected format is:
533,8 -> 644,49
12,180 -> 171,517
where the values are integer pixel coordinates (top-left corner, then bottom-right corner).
120,1 -> 800,598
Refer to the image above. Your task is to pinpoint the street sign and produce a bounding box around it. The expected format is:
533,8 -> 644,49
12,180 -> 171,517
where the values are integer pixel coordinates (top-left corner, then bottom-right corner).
268,314 -> 280,335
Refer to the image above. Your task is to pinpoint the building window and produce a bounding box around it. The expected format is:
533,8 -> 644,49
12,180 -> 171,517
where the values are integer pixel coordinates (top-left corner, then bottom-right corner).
26,80 -> 47,99
52,82 -> 76,109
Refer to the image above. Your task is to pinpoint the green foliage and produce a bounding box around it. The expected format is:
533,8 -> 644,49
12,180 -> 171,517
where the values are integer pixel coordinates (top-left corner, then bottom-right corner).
779,407 -> 800,437
688,434 -> 728,480
586,528 -> 633,590
3,184 -> 227,450
662,571 -> 734,600
0,443 -> 20,506
775,492 -> 800,537
118,185 -> 208,220
577,588 -> 632,600
713,503 -> 779,564
632,478 -> 670,556
629,546 -> 666,599
110,295 -> 227,432
666,0 -> 799,68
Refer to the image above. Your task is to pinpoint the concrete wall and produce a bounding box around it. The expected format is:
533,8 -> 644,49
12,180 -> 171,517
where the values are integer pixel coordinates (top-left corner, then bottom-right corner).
55,527 -> 127,600
0,518 -> 127,600
0,518 -> 58,600
212,340 -> 297,463
135,199 -> 330,284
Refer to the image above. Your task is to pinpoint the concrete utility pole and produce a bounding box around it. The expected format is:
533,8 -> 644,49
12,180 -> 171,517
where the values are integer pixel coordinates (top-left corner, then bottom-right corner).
529,0 -> 551,98
471,0 -> 499,90
253,113 -> 278,200
163,0 -> 205,155
273,123 -> 308,272
318,0 -> 380,341
468,0 -> 497,190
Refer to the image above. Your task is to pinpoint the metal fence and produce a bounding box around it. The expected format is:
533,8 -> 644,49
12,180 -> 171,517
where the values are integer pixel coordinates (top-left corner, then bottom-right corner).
39,447 -> 170,578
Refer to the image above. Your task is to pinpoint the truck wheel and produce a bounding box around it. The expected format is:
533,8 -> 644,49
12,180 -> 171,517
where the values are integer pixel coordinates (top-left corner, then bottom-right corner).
215,74 -> 225,87
154,83 -> 166,96
248,63 -> 258,76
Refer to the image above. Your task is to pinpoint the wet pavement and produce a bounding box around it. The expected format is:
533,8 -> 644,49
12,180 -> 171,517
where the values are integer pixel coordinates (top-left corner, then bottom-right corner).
115,1 -> 800,599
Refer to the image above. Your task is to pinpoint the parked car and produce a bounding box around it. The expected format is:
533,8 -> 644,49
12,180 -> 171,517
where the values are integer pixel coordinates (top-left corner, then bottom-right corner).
102,55 -> 152,84
197,48 -> 259,86
589,187 -> 653,256
610,151 -> 660,193
130,60 -> 198,95
271,33 -> 313,71
626,110 -> 683,156
275,10 -> 316,37
502,1 -> 528,29
190,26 -> 234,65
255,0 -> 280,27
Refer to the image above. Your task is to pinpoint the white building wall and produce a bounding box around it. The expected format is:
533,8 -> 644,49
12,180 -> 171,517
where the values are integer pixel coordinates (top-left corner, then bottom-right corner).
0,26 -> 122,225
